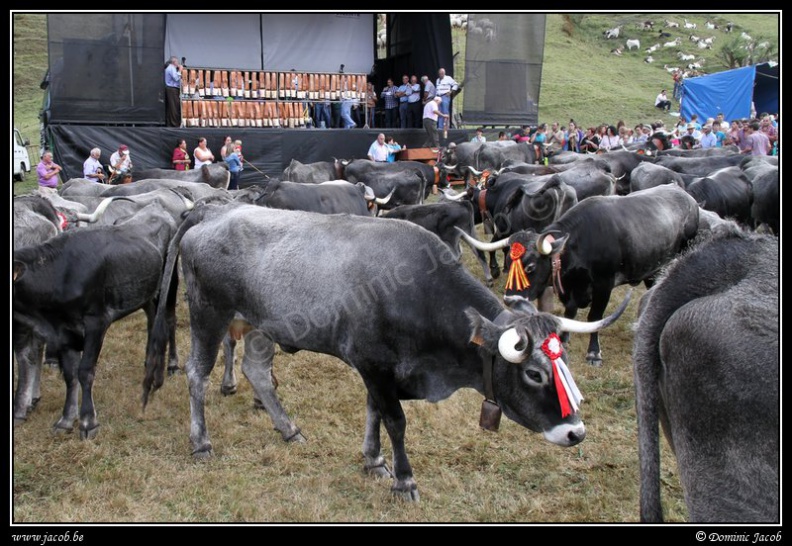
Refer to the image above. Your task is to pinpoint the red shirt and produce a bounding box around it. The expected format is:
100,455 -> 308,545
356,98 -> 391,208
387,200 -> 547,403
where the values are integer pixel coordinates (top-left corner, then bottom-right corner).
172,147 -> 188,171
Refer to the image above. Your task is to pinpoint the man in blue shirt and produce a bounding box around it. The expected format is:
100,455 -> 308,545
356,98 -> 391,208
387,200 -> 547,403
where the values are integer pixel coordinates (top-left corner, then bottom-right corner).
380,78 -> 399,129
164,56 -> 182,127
395,74 -> 412,129
407,75 -> 422,128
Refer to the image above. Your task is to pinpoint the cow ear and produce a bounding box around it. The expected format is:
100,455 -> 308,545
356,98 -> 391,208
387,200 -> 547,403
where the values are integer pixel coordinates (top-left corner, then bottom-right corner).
13,260 -> 26,282
465,308 -> 499,352
537,232 -> 569,255
503,295 -> 537,315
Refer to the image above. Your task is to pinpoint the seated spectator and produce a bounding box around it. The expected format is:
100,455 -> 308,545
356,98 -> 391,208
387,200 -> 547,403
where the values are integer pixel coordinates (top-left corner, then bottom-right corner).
367,133 -> 389,162
579,127 -> 600,153
498,131 -> 509,141
470,127 -> 487,143
655,89 -> 671,112
599,125 -> 622,151
565,121 -> 583,152
530,124 -> 548,163
633,124 -> 648,144
546,122 -> 565,156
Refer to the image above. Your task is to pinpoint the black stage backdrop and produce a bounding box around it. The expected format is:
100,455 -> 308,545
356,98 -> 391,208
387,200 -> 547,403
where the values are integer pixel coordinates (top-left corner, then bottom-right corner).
48,125 -> 470,186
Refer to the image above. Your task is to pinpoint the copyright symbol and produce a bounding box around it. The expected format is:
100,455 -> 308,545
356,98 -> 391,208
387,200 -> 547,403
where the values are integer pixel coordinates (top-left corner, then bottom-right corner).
696,532 -> 706,542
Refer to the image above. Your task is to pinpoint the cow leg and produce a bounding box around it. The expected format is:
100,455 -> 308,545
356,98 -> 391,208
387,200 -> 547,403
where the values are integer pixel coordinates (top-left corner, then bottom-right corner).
13,325 -> 44,424
240,329 -> 305,443
53,348 -> 80,434
536,287 -> 555,313
77,321 -> 110,440
362,394 -> 392,478
560,304 -> 578,345
360,374 -> 418,501
585,280 -> 614,366
220,332 -> 238,395
185,307 -> 234,459
165,268 -> 181,375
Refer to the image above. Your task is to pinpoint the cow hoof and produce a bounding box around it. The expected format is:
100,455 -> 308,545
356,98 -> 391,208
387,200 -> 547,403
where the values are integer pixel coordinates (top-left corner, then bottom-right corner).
192,447 -> 213,460
30,397 -> 41,410
220,384 -> 238,396
167,365 -> 182,376
79,425 -> 100,441
365,462 -> 392,479
253,398 -> 265,410
485,278 -> 495,288
282,429 -> 307,443
51,421 -> 74,435
390,480 -> 420,502
490,269 -> 501,280
45,357 -> 59,369
586,352 -> 603,367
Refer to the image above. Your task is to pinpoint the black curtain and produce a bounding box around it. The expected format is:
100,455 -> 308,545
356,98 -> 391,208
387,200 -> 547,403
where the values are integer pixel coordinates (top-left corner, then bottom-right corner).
753,62 -> 779,116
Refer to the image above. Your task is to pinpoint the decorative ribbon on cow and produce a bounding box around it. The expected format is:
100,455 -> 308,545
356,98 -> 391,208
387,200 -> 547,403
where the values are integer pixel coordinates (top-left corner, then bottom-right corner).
505,242 -> 530,293
541,332 -> 583,418
56,211 -> 68,231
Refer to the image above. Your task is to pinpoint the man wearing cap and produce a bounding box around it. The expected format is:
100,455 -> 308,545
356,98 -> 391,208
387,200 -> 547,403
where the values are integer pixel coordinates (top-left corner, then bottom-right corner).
698,125 -> 718,149
422,96 -> 449,148
109,144 -> 133,182
680,123 -> 699,149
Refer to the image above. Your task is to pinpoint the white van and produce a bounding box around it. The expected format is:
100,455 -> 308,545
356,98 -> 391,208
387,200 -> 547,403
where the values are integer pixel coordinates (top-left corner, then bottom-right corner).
13,127 -> 31,182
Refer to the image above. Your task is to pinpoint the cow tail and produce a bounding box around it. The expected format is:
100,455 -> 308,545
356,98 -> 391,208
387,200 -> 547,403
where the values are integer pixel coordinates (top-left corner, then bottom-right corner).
142,206 -> 208,409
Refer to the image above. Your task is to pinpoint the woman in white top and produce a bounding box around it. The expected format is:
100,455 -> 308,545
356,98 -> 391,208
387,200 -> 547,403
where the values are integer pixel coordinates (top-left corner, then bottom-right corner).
193,137 -> 215,168
599,125 -> 622,151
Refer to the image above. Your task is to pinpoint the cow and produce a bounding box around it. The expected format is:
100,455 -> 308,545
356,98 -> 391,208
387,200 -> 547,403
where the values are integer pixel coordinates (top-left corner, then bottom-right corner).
131,163 -> 230,189
233,179 -> 390,217
740,157 -> 779,234
656,144 -> 740,157
352,170 -> 429,209
13,201 -> 183,437
444,173 -> 578,282
143,201 -> 631,501
281,158 -> 344,183
439,141 -> 536,188
383,200 -> 493,285
633,227 -> 778,522
654,153 -> 746,176
629,162 -> 687,193
684,167 -> 754,227
339,159 -> 439,195
459,184 -> 700,366
436,141 -> 483,184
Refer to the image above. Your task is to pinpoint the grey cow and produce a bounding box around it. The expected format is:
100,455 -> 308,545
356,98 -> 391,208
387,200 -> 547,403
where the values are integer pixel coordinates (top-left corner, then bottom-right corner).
144,202 -> 630,501
633,226 -> 779,522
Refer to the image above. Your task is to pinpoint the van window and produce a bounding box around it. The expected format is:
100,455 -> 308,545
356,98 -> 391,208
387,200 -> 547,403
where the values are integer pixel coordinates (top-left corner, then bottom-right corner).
15,130 -> 25,147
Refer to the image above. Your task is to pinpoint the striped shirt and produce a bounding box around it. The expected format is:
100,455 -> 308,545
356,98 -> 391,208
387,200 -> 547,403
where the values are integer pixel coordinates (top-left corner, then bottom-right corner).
435,75 -> 459,96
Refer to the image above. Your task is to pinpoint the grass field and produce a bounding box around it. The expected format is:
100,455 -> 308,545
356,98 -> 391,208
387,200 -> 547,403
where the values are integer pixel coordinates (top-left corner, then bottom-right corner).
11,12 -> 779,527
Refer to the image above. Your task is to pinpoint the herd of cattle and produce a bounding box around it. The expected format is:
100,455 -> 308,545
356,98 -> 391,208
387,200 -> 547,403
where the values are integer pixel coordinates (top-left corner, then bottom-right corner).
13,137 -> 779,522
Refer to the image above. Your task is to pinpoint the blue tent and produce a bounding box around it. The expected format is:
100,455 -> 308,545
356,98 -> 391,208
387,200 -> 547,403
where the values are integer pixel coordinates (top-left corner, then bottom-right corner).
680,62 -> 779,122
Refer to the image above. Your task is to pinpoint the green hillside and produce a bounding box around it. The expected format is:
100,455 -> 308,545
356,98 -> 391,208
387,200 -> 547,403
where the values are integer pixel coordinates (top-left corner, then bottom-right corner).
12,12 -> 778,189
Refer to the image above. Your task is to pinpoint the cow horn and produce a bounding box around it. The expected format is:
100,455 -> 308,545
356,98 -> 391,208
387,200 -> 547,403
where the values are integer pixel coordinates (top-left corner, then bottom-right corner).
75,196 -> 119,223
374,189 -> 395,205
455,227 -> 510,252
468,166 -> 483,176
498,328 -> 529,363
557,290 -> 632,333
440,188 -> 467,201
442,163 -> 458,170
536,233 -> 555,255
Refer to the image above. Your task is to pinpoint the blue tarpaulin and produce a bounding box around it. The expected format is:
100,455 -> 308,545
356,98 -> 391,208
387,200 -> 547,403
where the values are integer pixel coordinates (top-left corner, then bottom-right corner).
680,63 -> 779,122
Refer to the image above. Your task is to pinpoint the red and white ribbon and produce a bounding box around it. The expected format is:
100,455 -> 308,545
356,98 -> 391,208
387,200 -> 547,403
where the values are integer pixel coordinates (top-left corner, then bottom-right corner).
541,332 -> 583,418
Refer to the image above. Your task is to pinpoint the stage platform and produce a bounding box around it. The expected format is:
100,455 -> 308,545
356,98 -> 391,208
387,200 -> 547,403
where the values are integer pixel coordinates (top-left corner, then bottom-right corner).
47,125 -> 471,186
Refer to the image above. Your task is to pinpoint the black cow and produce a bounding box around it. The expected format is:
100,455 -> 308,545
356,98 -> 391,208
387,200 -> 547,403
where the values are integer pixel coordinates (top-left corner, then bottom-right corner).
436,141 -> 483,183
685,166 -> 754,227
144,202 -> 630,501
654,153 -> 746,176
354,170 -> 429,209
281,158 -> 344,183
234,179 -> 388,216
446,173 -> 578,281
629,162 -> 687,193
740,157 -> 779,234
340,159 -> 438,193
633,227 -> 778,522
461,184 -> 700,366
655,144 -> 740,157
13,202 -> 182,438
440,141 -> 536,188
383,200 -> 493,285
131,163 -> 230,189
594,150 -> 655,195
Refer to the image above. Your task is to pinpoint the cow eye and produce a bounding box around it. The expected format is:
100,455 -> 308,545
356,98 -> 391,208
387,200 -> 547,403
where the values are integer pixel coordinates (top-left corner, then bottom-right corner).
524,262 -> 536,274
525,369 -> 543,384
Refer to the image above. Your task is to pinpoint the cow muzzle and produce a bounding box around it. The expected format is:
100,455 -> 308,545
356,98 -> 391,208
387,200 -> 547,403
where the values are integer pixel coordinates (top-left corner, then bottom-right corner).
543,422 -> 586,446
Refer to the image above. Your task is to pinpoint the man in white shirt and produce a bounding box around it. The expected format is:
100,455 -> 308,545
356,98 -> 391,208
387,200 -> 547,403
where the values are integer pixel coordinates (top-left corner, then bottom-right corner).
109,144 -> 133,180
367,133 -> 390,162
82,147 -> 105,183
655,89 -> 671,112
423,96 -> 449,148
435,67 -> 459,130
698,125 -> 718,149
